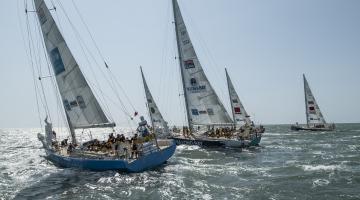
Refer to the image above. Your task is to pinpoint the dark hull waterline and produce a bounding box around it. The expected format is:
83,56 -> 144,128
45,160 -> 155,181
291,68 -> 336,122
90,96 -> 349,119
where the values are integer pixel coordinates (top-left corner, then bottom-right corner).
291,125 -> 335,132
171,135 -> 261,148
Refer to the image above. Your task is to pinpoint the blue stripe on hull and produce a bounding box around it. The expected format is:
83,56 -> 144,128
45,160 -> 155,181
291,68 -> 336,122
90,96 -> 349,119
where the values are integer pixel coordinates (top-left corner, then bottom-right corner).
45,141 -> 176,172
172,136 -> 262,148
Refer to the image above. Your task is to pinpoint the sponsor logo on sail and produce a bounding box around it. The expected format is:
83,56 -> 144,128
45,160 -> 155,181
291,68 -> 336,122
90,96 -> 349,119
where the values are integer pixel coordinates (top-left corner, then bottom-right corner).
184,60 -> 195,69
183,40 -> 190,45
187,85 -> 206,93
64,100 -> 71,111
191,109 -> 199,115
234,107 -> 241,114
50,48 -> 65,75
309,106 -> 316,114
76,96 -> 86,109
190,78 -> 197,86
70,100 -> 79,108
198,110 -> 207,114
207,108 -> 214,115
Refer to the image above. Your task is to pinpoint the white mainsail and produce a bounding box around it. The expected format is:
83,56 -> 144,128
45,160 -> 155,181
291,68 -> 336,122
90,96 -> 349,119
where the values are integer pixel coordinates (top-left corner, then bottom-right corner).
34,0 -> 114,134
303,74 -> 326,127
140,67 -> 170,137
172,0 -> 233,128
225,69 -> 251,126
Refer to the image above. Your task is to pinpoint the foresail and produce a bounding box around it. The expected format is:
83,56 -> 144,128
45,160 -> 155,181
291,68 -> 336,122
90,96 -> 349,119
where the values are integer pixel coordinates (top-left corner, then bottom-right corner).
34,0 -> 113,129
303,74 -> 326,126
226,69 -> 251,126
140,67 -> 169,136
173,0 -> 233,127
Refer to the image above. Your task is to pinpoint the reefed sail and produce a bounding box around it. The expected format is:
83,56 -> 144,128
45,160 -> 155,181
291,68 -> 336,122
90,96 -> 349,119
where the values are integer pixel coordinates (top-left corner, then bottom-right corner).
140,67 -> 169,137
303,74 -> 327,127
34,0 -> 114,130
225,69 -> 251,126
173,0 -> 232,127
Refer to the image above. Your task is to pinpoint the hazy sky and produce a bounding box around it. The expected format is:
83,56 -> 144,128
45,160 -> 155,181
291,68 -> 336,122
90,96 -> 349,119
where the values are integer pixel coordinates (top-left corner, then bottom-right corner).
1,0 -> 359,128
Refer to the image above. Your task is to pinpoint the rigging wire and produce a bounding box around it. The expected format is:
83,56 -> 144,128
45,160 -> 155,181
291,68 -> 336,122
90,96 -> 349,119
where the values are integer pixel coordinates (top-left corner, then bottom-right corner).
53,0 -> 116,123
56,0 -> 136,123
158,0 -> 180,127
55,1 -> 115,122
177,2 -> 229,103
18,0 -> 43,128
31,1 -> 71,135
174,1 -> 234,124
55,0 -> 137,130
43,3 -> 70,135
25,1 -> 51,123
70,0 -> 138,114
171,5 -> 189,127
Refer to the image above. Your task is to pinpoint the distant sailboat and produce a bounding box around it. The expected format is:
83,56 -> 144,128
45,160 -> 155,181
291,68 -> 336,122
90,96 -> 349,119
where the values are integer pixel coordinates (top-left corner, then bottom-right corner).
225,68 -> 265,136
226,68 -> 252,126
291,74 -> 335,131
140,67 -> 170,138
170,0 -> 261,148
30,0 -> 175,172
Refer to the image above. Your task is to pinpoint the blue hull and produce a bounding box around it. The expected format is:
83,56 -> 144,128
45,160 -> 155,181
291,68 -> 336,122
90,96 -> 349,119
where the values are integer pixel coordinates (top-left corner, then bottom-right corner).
44,141 -> 176,172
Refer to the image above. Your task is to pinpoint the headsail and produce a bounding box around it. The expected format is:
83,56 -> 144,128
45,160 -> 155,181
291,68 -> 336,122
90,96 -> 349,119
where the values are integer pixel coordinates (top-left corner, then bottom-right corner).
34,0 -> 114,132
225,69 -> 251,126
303,74 -> 326,126
140,67 -> 169,137
172,0 -> 233,128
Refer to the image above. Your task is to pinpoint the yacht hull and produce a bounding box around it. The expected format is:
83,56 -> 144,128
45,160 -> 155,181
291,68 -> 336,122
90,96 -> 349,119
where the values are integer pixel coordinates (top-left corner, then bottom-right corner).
291,125 -> 335,132
38,134 -> 176,172
171,135 -> 261,148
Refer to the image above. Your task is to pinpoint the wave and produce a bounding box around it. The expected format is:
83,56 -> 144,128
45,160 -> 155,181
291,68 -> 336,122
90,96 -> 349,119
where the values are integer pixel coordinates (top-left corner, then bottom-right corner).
267,145 -> 303,151
312,179 -> 330,188
301,164 -> 342,172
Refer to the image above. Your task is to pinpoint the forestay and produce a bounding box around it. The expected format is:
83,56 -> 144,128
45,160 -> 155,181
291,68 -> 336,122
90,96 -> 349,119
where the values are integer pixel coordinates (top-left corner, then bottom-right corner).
140,67 -> 169,136
172,0 -> 233,127
225,69 -> 251,126
34,0 -> 114,129
303,74 -> 326,126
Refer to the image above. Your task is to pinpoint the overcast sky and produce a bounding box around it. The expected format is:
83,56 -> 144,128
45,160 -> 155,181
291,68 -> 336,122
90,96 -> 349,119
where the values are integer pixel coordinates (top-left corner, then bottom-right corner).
1,0 -> 359,128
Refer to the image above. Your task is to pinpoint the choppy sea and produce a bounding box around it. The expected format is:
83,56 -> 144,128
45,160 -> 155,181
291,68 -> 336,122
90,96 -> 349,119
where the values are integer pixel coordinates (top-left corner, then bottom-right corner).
0,124 -> 359,200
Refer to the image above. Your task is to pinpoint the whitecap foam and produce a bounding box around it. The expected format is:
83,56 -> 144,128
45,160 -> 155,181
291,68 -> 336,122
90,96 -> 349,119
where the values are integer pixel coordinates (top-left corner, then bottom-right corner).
202,194 -> 213,200
312,179 -> 330,188
301,164 -> 341,172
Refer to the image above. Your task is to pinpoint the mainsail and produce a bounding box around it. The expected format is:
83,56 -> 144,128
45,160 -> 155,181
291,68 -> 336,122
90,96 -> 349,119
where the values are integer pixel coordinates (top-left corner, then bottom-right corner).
34,0 -> 115,140
225,69 -> 251,126
303,74 -> 326,126
140,67 -> 169,136
172,0 -> 233,128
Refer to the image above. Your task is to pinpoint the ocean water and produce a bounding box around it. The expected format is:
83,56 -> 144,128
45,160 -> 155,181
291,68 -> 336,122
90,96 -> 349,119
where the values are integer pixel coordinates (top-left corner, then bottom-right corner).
0,124 -> 359,200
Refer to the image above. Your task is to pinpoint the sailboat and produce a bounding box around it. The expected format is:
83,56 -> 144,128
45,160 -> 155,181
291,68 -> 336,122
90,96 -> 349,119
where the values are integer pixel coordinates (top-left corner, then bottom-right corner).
140,67 -> 171,139
291,74 -> 335,131
225,68 -> 264,145
31,0 -> 175,172
170,0 -> 261,148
